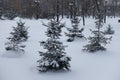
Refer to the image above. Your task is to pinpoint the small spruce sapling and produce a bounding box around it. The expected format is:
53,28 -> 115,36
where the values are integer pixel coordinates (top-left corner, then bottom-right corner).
37,19 -> 71,72
65,17 -> 85,42
5,20 -> 29,52
104,24 -> 114,35
83,1 -> 111,52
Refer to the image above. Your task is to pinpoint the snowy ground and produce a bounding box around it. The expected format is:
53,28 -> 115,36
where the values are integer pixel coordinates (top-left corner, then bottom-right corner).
0,17 -> 120,80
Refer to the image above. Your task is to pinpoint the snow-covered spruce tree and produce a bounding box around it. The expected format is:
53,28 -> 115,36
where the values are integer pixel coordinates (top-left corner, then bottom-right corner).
4,10 -> 17,20
5,20 -> 29,51
104,24 -> 114,35
83,0 -> 111,52
5,33 -> 25,52
65,17 -> 85,42
15,20 -> 29,41
37,19 -> 71,72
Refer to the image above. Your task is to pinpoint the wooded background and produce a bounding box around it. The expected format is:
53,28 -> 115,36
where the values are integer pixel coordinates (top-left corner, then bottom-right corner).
0,0 -> 120,19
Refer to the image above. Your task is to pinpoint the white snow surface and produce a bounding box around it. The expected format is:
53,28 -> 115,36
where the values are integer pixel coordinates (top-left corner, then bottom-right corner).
0,17 -> 120,80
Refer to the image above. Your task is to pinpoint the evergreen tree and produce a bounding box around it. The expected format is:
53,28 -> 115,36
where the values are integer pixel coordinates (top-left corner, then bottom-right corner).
65,17 -> 85,42
5,20 -> 29,51
37,19 -> 71,72
15,20 -> 29,41
104,24 -> 114,35
0,10 -> 2,19
3,10 -> 17,20
83,0 -> 111,52
0,0 -> 3,19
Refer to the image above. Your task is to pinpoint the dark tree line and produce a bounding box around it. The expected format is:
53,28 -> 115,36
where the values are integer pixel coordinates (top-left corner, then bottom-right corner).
0,0 -> 120,19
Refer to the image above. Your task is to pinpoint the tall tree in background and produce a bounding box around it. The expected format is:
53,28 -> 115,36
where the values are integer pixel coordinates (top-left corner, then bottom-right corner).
81,0 -> 85,25
0,0 -> 3,19
33,0 -> 40,19
56,0 -> 60,21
